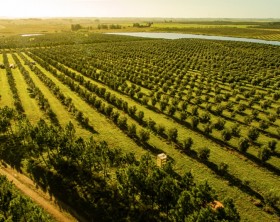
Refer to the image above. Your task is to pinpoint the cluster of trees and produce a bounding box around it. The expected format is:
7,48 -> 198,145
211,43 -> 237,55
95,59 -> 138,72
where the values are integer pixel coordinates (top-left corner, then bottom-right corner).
71,24 -> 82,31
26,49 -> 280,212
116,154 -> 239,221
0,33 -> 144,49
2,53 -> 24,113
0,106 -> 240,221
97,24 -> 122,29
0,175 -> 52,221
21,40 -> 279,218
28,51 -> 192,150
12,53 -> 59,125
133,22 -> 153,27
30,42 -> 279,165
1,33 -> 279,220
21,55 -> 276,211
25,52 -> 154,146
254,22 -> 280,29
71,23 -> 123,30
17,52 -> 94,132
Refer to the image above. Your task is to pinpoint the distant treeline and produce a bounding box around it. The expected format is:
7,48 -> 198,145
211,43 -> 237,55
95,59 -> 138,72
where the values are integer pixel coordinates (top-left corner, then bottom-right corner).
167,20 -> 280,27
133,22 -> 153,27
97,24 -> 122,29
71,23 -> 122,31
252,22 -> 280,29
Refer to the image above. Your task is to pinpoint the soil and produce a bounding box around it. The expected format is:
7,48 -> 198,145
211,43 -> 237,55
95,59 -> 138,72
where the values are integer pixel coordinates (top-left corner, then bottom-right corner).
0,163 -> 80,222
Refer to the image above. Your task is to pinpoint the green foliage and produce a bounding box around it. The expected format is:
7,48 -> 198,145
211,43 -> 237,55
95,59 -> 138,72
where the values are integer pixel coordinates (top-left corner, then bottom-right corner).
190,116 -> 199,129
268,140 -> 277,153
247,127 -> 259,141
71,24 -> 82,31
128,123 -> 137,137
230,123 -> 240,137
179,111 -> 188,121
137,110 -> 145,123
1,31 -> 279,221
213,118 -> 225,131
156,124 -> 166,136
167,128 -> 178,142
218,162 -> 229,175
202,123 -> 212,136
0,106 -> 14,134
221,128 -> 232,142
139,129 -> 150,142
117,116 -> 128,130
258,145 -> 272,162
182,137 -> 193,151
259,120 -> 269,130
116,154 -> 237,221
238,137 -> 250,153
0,175 -> 53,221
0,110 -> 241,221
200,112 -> 211,124
197,147 -> 210,161
221,198 -> 241,222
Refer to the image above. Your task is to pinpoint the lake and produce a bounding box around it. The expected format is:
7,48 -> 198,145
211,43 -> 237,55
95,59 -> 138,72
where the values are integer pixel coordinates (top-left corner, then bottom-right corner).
21,34 -> 44,37
107,32 -> 280,46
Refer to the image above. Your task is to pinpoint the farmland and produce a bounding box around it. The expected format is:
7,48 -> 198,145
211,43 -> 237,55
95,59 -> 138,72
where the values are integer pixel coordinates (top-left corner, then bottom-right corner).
1,18 -> 280,41
0,30 -> 279,221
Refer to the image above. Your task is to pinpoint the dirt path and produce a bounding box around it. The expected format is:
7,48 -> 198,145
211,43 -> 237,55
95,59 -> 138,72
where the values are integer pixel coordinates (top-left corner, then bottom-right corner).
0,164 -> 79,222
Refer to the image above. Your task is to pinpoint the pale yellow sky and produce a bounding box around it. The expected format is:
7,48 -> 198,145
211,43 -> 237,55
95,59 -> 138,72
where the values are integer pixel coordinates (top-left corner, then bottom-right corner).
1,0 -> 279,18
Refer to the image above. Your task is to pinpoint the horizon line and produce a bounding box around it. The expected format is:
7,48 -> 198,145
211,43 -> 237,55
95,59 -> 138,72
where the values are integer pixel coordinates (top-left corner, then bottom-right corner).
1,16 -> 280,20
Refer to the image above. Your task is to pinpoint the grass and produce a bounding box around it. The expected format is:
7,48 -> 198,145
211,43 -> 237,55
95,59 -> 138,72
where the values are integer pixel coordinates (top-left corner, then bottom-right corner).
7,54 -> 44,124
0,19 -> 70,35
153,23 -> 254,29
0,54 -> 14,108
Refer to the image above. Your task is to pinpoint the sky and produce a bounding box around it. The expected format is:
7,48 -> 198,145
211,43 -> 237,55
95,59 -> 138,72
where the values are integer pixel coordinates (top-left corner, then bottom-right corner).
1,0 -> 279,18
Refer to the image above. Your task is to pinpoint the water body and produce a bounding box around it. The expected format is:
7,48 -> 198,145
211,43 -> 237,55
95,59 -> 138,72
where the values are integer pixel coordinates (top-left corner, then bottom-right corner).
21,34 -> 44,37
108,32 -> 280,46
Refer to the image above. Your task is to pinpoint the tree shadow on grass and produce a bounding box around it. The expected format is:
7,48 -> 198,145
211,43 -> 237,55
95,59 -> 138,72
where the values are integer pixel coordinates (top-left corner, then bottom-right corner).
172,115 -> 280,176
178,145 -> 280,214
0,137 -> 25,172
27,162 -> 129,222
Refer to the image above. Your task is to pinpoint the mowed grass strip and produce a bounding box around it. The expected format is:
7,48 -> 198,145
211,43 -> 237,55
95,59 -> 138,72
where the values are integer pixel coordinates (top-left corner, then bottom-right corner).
46,53 -> 280,199
21,53 -> 146,157
15,54 -> 92,139
27,52 -> 280,221
7,54 -> 44,124
0,54 -> 14,108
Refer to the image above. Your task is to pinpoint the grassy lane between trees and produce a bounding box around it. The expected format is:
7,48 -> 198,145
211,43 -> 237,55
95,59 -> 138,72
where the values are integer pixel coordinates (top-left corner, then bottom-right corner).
0,54 -> 14,108
13,54 -> 92,139
6,54 -> 44,124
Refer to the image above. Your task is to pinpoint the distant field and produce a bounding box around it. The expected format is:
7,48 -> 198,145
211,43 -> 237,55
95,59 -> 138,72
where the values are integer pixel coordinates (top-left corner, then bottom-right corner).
153,23 -> 254,28
1,18 -> 280,41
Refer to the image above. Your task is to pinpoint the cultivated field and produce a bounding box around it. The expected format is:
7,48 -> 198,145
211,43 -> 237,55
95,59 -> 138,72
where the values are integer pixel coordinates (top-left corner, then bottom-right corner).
0,31 -> 279,221
1,18 -> 280,41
